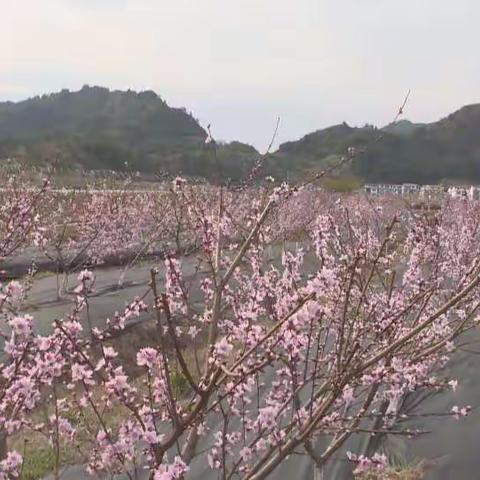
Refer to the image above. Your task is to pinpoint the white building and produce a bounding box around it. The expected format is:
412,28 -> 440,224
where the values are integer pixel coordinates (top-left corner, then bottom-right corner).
419,185 -> 446,200
401,183 -> 420,196
364,183 -> 419,197
468,186 -> 480,201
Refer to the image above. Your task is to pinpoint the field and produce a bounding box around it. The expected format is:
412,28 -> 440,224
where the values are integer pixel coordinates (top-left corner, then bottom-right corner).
2,171 -> 480,480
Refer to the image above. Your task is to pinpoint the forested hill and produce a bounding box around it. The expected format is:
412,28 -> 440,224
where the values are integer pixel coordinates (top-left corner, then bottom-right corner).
1,86 -> 480,184
0,86 -> 258,180
0,85 -> 205,143
268,104 -> 480,184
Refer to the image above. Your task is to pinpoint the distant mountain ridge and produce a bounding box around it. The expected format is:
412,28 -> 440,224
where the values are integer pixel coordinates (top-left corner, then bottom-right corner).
1,86 -> 480,184
268,104 -> 480,184
0,85 -> 205,143
381,119 -> 426,136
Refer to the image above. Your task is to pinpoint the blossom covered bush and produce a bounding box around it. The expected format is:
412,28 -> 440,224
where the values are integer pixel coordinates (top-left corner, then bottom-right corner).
0,171 -> 479,479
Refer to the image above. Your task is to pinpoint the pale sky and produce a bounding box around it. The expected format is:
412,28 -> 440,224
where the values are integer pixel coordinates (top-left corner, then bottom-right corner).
2,0 -> 479,150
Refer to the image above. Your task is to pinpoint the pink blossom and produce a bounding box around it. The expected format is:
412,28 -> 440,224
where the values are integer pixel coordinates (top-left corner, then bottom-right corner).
0,451 -> 22,479
347,451 -> 388,474
136,347 -> 160,369
451,405 -> 471,420
9,315 -> 32,337
71,363 -> 94,385
240,446 -> 253,462
55,417 -> 76,441
154,456 -> 188,480
6,281 -> 22,298
214,337 -> 233,358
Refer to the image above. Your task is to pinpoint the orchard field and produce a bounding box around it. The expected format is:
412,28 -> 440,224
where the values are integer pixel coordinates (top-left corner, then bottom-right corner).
2,170 -> 480,480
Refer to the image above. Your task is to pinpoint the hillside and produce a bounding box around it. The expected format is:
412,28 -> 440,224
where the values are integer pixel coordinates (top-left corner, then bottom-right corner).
267,105 -> 480,184
0,86 -> 258,181
381,119 -> 425,136
1,87 -> 480,184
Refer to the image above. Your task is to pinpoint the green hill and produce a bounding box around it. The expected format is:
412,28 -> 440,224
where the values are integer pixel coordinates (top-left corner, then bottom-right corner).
267,105 -> 480,184
381,119 -> 425,136
0,86 -> 258,180
1,86 -> 480,185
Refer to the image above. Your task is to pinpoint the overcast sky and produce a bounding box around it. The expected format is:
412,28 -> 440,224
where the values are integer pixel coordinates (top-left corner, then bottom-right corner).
2,0 -> 479,150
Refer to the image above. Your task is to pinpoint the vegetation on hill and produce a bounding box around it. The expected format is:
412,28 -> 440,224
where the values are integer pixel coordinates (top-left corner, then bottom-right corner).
268,104 -> 480,184
381,119 -> 425,136
1,86 -> 480,185
0,86 -> 257,181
